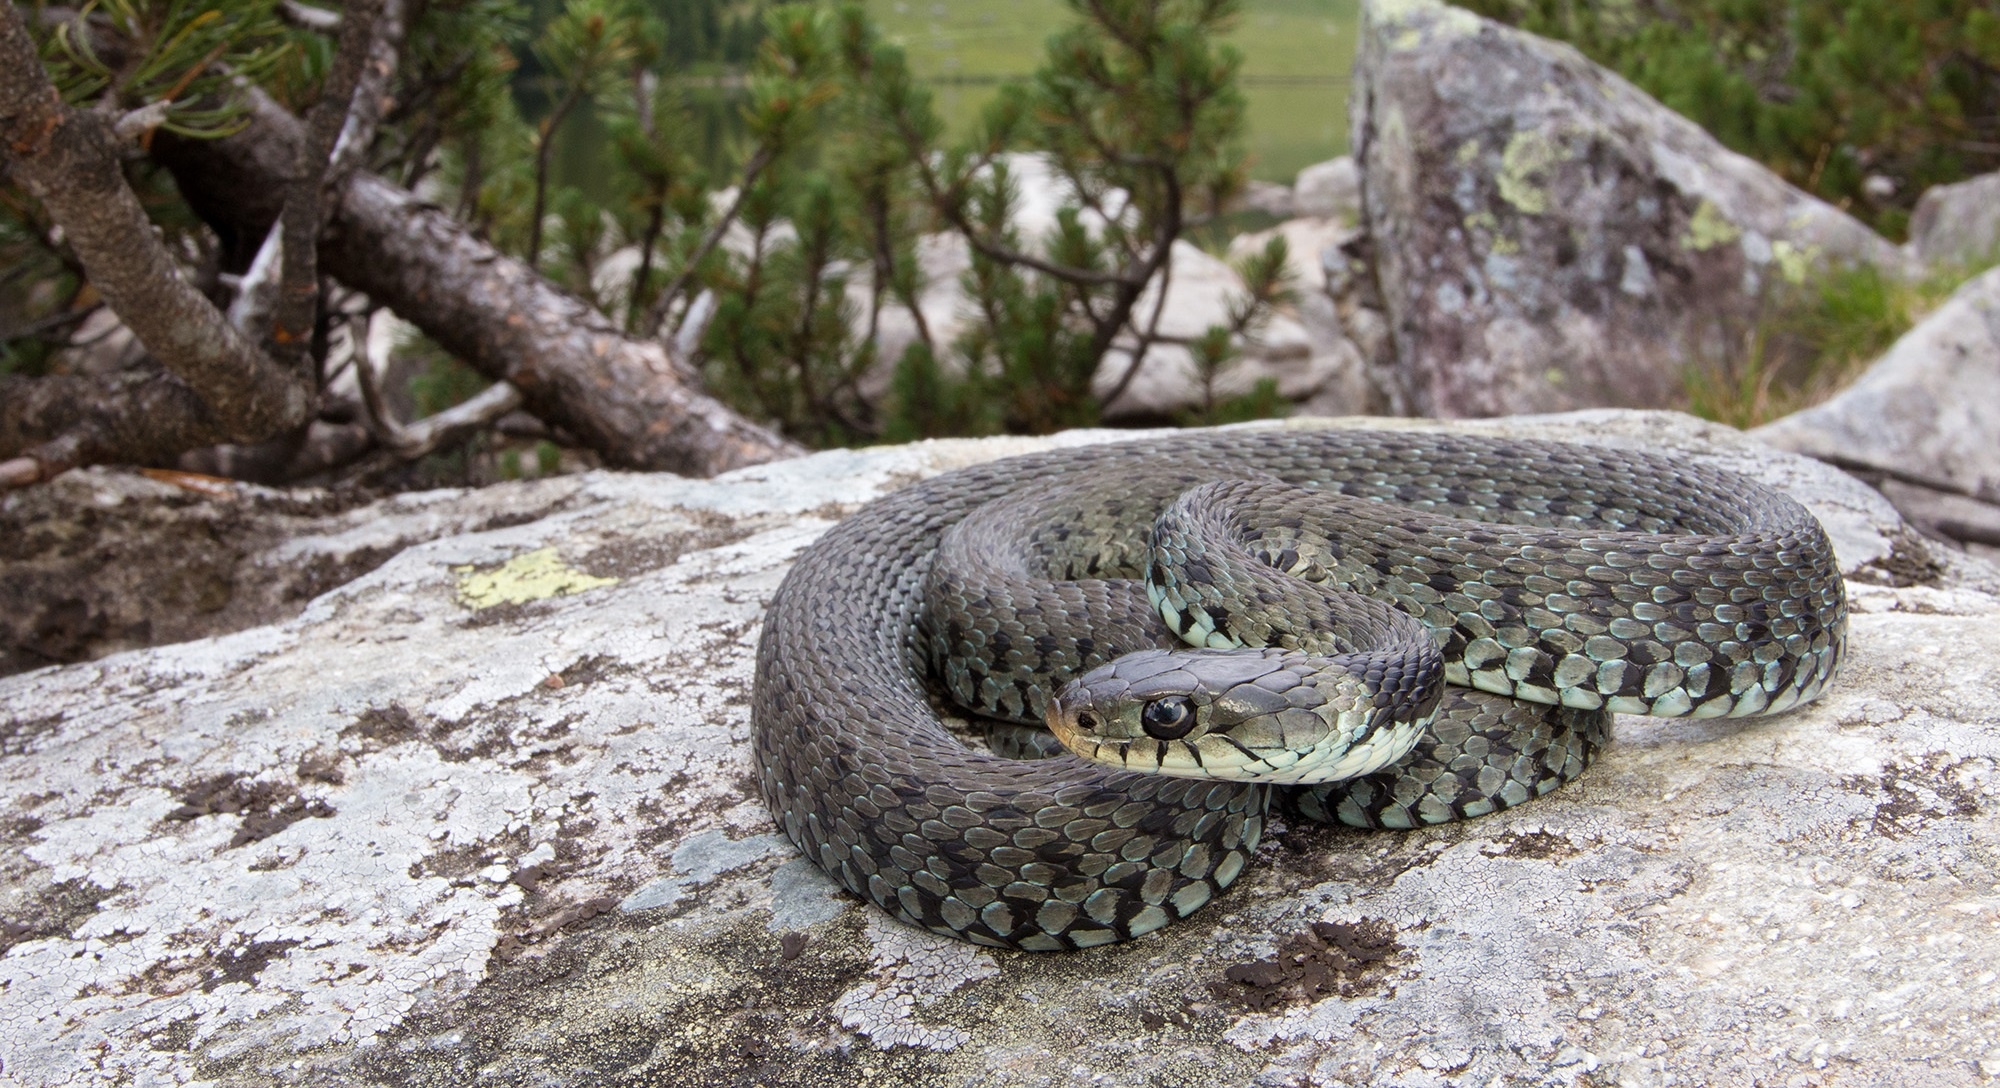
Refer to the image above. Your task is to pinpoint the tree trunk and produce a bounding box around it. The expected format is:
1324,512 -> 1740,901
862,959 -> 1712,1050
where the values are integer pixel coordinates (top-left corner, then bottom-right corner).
155,96 -> 804,477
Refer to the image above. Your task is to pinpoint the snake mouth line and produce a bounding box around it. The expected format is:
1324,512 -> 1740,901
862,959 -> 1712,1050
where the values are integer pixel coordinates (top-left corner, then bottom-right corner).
1070,718 -> 1428,785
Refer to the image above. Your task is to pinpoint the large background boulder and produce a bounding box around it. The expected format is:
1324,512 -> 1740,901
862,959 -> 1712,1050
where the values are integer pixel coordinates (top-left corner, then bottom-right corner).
5,412 -> 1998,1086
1755,266 -> 2000,558
1755,266 -> 2000,495
1350,0 -> 1909,418
1909,171 -> 2000,270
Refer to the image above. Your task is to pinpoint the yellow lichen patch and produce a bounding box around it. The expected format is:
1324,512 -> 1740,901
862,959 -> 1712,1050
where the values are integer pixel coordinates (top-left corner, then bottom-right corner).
454,547 -> 619,610
1682,200 -> 1742,252
1772,239 -> 1820,285
1498,129 -> 1567,216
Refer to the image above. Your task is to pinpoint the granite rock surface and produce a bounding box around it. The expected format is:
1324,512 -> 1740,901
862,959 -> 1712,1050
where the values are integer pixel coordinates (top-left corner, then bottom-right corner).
3,412 -> 1997,1087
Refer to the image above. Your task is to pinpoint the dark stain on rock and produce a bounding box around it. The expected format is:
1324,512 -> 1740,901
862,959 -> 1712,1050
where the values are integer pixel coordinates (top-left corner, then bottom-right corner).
1,878 -> 122,954
164,773 -> 336,848
1851,529 -> 1945,588
491,896 -> 622,964
552,654 -> 621,689
1858,754 -> 1982,840
201,938 -> 303,993
578,517 -> 755,581
1,711 -> 65,758
343,703 -> 421,750
1484,829 -> 1578,860
1210,919 -> 1403,1012
297,751 -> 347,785
0,470 -> 398,679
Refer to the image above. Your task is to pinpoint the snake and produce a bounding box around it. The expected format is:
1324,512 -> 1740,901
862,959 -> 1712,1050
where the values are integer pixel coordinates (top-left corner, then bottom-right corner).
751,428 -> 1848,950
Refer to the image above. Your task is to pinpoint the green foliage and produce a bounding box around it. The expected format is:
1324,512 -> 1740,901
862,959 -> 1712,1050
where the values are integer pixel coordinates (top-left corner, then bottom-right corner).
1683,258 -> 1989,428
3,0 -> 1289,455
39,0 -> 307,135
1454,0 -> 2000,239
863,0 -> 1356,182
531,0 -> 651,100
855,0 -> 1270,441
407,350 -> 492,419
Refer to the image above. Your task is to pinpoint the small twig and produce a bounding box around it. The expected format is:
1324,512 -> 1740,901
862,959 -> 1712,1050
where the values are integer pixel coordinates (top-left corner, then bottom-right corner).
271,0 -> 383,363
526,81 -> 585,268
645,147 -> 776,338
1100,244 -> 1175,410
348,309 -> 523,464
327,0 -> 404,183
0,456 -> 41,488
111,101 -> 173,143
378,381 -> 523,463
2,300 -> 103,342
349,309 -> 413,450
674,288 -> 717,363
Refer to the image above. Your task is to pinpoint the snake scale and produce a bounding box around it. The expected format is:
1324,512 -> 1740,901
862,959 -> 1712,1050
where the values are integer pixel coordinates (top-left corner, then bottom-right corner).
751,428 -> 1848,950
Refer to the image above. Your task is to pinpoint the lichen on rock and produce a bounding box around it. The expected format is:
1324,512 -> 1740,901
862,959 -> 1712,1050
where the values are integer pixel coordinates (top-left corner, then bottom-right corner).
3,412 -> 1997,1086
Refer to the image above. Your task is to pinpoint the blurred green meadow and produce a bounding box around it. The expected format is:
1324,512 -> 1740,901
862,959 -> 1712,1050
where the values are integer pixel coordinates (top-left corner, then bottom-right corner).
870,0 -> 1357,181
556,0 -> 1357,191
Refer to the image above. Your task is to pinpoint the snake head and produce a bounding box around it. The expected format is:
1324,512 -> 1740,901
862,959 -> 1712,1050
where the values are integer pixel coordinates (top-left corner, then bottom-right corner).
1046,647 -> 1431,785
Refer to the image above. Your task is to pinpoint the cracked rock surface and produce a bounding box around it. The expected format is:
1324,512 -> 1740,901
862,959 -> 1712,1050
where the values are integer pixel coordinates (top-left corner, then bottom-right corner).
3,411 -> 1998,1087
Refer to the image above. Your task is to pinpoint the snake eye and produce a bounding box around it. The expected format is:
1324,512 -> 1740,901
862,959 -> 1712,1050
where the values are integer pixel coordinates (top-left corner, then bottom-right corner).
1140,696 -> 1195,740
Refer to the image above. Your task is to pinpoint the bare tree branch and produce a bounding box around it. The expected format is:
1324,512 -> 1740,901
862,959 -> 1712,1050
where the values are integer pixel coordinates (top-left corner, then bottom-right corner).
279,0 -> 343,33
376,381 -> 524,464
226,225 -> 284,332
271,0 -> 383,366
1098,242 -> 1175,410
328,0 -> 405,182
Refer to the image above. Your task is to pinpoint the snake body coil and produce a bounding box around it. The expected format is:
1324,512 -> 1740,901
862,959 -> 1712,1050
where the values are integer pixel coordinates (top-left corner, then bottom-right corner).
751,429 -> 1847,950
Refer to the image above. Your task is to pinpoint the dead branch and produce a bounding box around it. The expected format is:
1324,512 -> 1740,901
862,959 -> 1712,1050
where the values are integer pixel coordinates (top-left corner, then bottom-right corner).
154,96 -> 805,476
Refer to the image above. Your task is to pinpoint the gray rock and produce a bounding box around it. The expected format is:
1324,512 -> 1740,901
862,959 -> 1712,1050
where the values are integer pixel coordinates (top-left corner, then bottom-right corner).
1230,179 -> 1299,219
4,412 -> 1997,1086
1228,215 -> 1362,296
1755,265 -> 2000,499
1350,0 -> 1910,418
1292,156 -> 1361,221
1095,241 -> 1357,420
1909,171 -> 2000,270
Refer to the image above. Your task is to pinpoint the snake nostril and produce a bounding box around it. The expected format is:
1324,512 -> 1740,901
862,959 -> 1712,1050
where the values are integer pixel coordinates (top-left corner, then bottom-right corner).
1075,711 -> 1099,731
